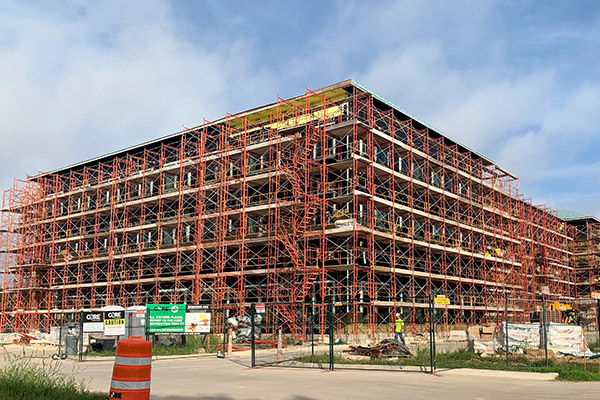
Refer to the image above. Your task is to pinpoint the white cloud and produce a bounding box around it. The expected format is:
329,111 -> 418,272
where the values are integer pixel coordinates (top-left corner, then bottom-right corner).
356,44 -> 556,155
336,1 -> 600,216
0,0 -> 599,218
0,0 -> 275,194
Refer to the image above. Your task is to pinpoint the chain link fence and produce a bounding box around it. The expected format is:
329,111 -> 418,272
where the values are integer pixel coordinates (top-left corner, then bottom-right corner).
228,300 -> 435,373
430,292 -> 600,371
12,295 -> 599,373
227,295 -> 599,374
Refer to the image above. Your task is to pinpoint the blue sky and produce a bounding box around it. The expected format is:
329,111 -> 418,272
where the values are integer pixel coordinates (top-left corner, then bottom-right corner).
0,0 -> 599,216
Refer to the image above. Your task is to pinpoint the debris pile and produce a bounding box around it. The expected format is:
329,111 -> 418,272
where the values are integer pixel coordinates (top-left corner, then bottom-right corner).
344,339 -> 415,358
227,314 -> 263,343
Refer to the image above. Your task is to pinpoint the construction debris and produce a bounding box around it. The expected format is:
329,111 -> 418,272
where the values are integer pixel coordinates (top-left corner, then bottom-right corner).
344,339 -> 415,358
227,314 -> 263,343
448,330 -> 468,341
16,332 -> 37,345
467,338 -> 497,357
481,325 -> 495,340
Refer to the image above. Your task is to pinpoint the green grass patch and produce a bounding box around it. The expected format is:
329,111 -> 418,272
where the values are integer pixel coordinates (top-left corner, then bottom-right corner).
0,352 -> 105,399
296,348 -> 600,381
89,334 -> 224,357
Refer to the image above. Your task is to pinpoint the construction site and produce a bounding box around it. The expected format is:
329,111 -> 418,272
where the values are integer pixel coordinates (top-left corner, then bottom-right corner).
0,79 -> 598,339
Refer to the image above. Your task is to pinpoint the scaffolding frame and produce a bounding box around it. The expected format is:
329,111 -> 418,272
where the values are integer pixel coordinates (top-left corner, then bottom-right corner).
0,82 -> 575,336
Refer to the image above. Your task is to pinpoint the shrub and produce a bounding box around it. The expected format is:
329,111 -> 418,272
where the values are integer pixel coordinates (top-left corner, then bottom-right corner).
0,352 -> 105,400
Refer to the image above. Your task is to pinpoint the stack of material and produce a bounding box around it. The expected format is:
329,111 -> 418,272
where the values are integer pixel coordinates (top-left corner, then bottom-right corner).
467,337 -> 497,357
467,326 -> 481,339
448,330 -> 468,341
466,325 -> 495,340
481,325 -> 495,340
344,339 -> 415,358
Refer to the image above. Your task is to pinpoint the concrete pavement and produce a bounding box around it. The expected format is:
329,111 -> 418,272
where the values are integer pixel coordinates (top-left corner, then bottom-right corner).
0,345 -> 596,399
59,355 -> 599,400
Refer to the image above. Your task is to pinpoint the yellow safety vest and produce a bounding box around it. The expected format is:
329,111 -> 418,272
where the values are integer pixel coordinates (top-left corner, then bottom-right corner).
395,318 -> 404,333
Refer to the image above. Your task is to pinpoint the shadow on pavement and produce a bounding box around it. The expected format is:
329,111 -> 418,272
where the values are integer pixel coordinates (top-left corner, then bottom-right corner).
151,397 -> 234,400
151,396 -> 317,400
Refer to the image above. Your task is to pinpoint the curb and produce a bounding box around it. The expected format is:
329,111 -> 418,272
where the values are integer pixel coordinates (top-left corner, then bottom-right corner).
152,353 -> 218,361
440,368 -> 559,381
81,352 -> 219,362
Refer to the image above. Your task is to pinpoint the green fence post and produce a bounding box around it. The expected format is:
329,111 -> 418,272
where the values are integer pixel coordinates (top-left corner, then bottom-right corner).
429,293 -> 434,374
432,292 -> 437,373
597,299 -> 600,345
328,297 -> 334,370
505,293 -> 509,368
251,303 -> 256,368
542,294 -> 548,366
78,310 -> 83,362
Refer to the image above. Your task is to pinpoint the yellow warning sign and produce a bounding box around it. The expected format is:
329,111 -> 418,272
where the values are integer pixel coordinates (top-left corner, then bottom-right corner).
434,296 -> 450,305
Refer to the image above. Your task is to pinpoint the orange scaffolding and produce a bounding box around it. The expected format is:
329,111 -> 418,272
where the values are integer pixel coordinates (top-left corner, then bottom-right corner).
0,80 -> 575,336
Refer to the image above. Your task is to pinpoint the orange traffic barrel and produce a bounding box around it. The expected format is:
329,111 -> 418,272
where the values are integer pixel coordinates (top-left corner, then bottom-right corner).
109,336 -> 152,399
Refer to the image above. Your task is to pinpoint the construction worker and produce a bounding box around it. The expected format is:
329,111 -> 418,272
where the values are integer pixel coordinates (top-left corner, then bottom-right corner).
394,313 -> 405,345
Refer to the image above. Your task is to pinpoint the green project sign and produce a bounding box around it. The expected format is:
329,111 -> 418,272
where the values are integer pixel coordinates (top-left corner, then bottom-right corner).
147,304 -> 186,333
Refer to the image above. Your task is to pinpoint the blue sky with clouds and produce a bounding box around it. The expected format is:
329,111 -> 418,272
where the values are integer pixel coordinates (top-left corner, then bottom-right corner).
0,0 -> 599,216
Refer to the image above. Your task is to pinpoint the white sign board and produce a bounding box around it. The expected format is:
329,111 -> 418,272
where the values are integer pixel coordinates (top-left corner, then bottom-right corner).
103,311 -> 126,336
82,312 -> 104,333
184,305 -> 211,334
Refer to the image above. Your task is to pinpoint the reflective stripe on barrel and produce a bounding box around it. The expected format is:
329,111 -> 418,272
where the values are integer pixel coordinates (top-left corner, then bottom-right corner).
111,380 -> 151,390
115,356 -> 152,366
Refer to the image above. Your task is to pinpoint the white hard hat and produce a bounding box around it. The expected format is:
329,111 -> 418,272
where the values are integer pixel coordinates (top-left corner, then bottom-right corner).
395,313 -> 400,317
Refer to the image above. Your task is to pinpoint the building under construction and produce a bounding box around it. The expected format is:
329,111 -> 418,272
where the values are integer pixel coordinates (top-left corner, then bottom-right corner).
559,211 -> 600,327
0,80 -> 580,335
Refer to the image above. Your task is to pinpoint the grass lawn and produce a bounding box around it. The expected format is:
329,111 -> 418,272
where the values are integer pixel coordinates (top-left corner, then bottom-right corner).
0,353 -> 106,400
89,334 -> 224,357
297,348 -> 600,382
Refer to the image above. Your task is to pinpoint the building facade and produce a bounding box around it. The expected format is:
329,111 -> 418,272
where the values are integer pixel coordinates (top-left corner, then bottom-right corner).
0,80 -> 574,335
